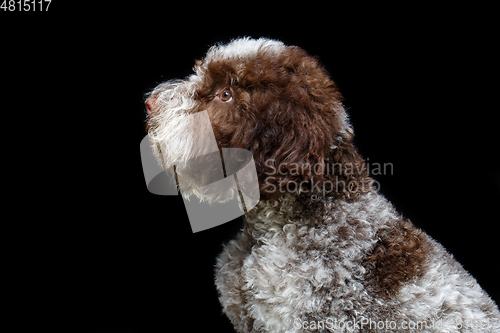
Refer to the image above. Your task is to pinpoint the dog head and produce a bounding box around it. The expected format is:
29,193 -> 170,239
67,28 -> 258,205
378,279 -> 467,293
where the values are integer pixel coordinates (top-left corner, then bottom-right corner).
146,38 -> 370,203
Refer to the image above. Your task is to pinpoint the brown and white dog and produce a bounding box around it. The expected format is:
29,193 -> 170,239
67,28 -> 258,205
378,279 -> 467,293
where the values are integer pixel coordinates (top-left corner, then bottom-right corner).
145,38 -> 499,332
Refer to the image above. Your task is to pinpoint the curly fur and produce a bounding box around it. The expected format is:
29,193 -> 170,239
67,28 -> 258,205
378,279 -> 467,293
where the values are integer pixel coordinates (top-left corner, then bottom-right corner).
145,37 -> 500,332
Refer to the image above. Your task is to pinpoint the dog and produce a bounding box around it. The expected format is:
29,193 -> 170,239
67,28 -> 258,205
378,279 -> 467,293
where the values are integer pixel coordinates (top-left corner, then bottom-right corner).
145,38 -> 500,332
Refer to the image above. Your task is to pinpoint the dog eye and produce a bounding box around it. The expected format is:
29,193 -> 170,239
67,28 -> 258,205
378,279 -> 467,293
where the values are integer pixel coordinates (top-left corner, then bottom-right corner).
221,90 -> 233,102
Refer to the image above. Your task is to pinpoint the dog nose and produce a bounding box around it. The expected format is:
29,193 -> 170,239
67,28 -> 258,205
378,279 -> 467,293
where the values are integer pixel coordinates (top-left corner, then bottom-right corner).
145,97 -> 157,117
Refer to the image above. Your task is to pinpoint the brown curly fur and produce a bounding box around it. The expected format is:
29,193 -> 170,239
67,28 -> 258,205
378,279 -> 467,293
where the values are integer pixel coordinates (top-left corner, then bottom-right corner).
363,218 -> 431,298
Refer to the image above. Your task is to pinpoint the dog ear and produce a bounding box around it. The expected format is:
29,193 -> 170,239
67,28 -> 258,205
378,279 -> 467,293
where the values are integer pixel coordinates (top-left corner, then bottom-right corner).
250,48 -> 371,201
253,102 -> 371,201
324,138 -> 373,201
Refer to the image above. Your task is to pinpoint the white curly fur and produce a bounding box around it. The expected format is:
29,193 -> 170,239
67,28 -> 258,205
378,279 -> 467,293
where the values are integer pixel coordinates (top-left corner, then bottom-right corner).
215,192 -> 500,332
147,79 -> 214,170
202,37 -> 286,64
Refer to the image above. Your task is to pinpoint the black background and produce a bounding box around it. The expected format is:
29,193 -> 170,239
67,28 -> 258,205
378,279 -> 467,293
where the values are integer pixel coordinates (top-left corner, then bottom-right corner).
3,2 -> 498,332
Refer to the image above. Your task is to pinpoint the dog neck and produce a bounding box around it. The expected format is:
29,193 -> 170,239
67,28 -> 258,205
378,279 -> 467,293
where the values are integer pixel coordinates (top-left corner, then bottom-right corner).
242,191 -> 338,240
